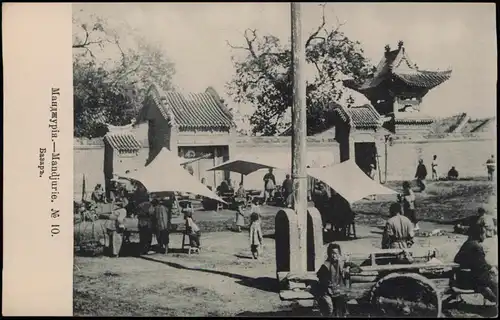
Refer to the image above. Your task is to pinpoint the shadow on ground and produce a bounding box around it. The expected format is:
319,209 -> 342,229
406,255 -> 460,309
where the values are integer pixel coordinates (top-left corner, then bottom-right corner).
140,256 -> 278,293
237,304 -> 375,318
234,254 -> 254,260
443,302 -> 499,318
113,243 -> 189,257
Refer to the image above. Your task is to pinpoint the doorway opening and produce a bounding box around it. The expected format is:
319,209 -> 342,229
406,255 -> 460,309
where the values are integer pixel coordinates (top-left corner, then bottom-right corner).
354,142 -> 377,176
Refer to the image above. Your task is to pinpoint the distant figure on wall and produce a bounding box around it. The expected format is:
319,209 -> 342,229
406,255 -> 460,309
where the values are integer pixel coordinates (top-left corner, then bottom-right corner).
431,155 -> 439,180
263,168 -> 276,204
486,155 -> 496,181
415,159 -> 428,192
447,166 -> 459,180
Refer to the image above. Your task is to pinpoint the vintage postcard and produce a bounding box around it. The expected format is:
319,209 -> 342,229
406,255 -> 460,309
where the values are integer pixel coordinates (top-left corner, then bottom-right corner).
3,2 -> 497,317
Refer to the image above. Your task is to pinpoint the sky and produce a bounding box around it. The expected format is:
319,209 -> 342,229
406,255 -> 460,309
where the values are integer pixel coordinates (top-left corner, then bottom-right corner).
74,2 -> 497,124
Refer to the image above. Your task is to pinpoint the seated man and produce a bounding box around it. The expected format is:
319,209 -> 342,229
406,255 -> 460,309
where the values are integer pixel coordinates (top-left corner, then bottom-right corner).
454,222 -> 498,304
218,180 -> 232,195
91,184 -> 107,203
447,166 -> 459,180
382,203 -> 415,249
316,243 -> 360,317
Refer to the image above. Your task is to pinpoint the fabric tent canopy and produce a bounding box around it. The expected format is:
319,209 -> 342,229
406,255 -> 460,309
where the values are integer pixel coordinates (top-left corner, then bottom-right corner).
306,160 -> 398,204
123,147 -> 226,203
207,152 -> 335,176
207,158 -> 278,176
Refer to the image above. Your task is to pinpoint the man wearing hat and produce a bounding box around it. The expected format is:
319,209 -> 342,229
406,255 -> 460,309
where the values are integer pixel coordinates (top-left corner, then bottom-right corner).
151,196 -> 171,254
414,159 -> 428,192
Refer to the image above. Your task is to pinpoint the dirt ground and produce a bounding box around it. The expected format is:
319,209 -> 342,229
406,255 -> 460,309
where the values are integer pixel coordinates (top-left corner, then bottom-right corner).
74,179 -> 498,317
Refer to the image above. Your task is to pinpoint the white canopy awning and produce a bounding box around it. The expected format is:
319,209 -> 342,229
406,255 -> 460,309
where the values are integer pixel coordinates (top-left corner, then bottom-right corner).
123,148 -> 226,203
307,160 -> 398,204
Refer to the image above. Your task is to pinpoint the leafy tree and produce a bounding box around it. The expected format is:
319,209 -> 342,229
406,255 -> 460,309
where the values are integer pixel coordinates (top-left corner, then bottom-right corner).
226,4 -> 374,136
73,9 -> 175,138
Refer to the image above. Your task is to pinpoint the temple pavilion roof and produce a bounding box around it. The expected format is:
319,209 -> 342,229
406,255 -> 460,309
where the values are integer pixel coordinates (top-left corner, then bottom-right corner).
344,41 -> 452,95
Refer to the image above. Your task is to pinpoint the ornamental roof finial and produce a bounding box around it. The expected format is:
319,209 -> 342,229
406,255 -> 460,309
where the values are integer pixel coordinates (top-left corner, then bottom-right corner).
385,44 -> 391,53
398,40 -> 404,49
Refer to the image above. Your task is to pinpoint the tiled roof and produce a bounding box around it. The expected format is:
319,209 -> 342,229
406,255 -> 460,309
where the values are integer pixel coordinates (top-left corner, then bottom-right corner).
394,111 -> 434,125
393,70 -> 452,89
395,118 -> 434,125
278,104 -> 383,136
344,42 -> 452,93
104,132 -> 142,154
334,104 -> 383,129
147,84 -> 234,130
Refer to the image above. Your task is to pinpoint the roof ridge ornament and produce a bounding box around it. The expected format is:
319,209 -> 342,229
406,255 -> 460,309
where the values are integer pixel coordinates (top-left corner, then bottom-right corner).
385,44 -> 391,53
398,40 -> 404,49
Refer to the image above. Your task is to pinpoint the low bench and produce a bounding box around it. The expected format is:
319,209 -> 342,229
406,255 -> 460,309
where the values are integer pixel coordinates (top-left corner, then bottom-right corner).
444,268 -> 488,306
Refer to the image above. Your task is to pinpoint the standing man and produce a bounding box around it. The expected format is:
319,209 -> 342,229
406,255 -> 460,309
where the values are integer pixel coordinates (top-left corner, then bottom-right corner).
137,200 -> 153,255
431,155 -> 439,181
486,155 -> 496,181
263,168 -> 276,204
382,203 -> 415,249
281,174 -> 294,208
415,159 -> 428,192
151,197 -> 171,254
400,181 -> 419,231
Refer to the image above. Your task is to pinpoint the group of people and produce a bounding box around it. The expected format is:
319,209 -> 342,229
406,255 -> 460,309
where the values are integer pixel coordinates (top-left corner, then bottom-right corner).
98,176 -> 202,256
135,195 -> 202,255
414,154 -> 496,189
316,203 -> 498,317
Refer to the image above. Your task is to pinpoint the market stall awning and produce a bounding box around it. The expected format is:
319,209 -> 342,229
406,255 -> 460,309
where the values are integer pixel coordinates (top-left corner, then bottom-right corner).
124,147 -> 226,203
207,152 -> 336,176
307,160 -> 398,204
207,158 -> 278,176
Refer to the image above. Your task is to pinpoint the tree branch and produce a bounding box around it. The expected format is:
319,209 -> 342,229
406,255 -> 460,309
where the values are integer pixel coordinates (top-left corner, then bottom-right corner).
227,28 -> 279,84
306,3 -> 326,48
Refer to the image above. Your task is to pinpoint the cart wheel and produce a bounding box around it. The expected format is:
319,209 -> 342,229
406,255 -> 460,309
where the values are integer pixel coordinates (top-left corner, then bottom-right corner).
369,272 -> 442,318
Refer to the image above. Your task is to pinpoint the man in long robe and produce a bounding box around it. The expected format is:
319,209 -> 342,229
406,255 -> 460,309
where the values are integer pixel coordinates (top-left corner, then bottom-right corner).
151,198 -> 171,254
382,203 -> 415,249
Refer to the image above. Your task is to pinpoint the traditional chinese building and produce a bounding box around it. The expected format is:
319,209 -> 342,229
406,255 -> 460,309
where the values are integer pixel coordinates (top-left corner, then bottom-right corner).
343,40 -> 452,135
280,103 -> 387,174
331,104 -> 388,174
102,84 -> 237,193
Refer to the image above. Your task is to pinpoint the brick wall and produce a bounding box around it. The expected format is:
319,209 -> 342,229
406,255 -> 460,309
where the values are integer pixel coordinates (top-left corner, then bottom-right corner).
74,134 -> 496,198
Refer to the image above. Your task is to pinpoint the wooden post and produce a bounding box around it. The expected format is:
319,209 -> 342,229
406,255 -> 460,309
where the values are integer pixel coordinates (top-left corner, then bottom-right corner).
290,2 -> 308,274
349,136 -> 356,161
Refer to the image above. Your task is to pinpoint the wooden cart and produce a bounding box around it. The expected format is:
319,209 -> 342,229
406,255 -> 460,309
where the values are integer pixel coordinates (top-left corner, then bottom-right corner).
277,247 -> 483,317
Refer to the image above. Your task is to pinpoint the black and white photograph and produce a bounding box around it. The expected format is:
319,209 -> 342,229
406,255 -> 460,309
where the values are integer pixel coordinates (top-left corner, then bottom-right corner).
70,2 -> 495,317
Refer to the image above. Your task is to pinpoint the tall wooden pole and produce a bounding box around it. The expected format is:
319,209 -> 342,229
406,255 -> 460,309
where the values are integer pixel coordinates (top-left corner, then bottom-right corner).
291,2 -> 308,274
